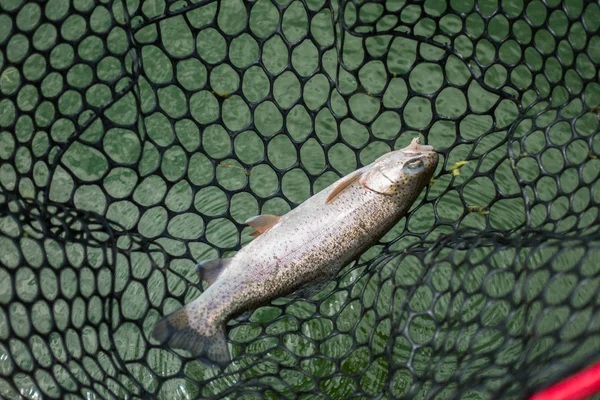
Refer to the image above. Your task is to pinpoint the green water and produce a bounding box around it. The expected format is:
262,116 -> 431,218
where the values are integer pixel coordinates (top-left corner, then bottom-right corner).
1,0 -> 600,398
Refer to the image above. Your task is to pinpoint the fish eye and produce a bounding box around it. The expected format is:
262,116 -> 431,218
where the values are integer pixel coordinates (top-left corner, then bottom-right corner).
404,159 -> 424,174
406,159 -> 423,169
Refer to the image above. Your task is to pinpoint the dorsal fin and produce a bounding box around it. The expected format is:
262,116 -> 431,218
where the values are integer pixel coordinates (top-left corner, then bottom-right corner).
245,214 -> 280,237
195,258 -> 232,286
325,169 -> 364,204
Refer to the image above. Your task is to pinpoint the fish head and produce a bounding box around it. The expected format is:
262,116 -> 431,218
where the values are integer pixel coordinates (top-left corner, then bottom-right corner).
360,138 -> 439,196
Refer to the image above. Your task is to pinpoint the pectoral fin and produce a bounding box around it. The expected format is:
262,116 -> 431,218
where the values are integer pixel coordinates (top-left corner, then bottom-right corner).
195,258 -> 232,285
288,272 -> 336,299
326,169 -> 364,204
245,214 -> 280,237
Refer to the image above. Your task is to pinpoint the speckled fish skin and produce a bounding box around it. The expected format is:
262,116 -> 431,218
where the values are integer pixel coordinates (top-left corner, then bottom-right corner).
153,139 -> 439,365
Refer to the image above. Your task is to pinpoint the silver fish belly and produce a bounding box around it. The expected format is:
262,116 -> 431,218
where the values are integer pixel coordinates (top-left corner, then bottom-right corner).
153,138 -> 439,365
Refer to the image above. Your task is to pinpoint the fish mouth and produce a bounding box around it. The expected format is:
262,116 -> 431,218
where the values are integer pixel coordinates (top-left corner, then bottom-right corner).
401,137 -> 435,155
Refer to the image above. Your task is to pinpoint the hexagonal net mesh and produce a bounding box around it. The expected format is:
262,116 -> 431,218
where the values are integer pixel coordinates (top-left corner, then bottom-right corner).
1,0 -> 600,398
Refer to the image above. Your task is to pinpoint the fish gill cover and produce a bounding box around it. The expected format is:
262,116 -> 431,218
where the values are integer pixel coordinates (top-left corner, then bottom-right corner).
0,0 -> 599,399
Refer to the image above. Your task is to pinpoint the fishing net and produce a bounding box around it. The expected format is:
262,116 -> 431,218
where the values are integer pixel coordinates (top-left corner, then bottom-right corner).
1,0 -> 599,398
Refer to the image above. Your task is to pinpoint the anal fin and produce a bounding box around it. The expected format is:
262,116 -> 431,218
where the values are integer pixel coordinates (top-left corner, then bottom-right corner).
195,258 -> 232,286
326,169 -> 364,204
245,214 -> 280,237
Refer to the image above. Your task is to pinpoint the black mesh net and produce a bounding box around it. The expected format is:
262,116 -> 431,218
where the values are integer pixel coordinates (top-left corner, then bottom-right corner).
1,0 -> 600,398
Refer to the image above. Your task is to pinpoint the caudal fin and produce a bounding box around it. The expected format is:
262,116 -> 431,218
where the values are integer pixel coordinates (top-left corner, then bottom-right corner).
152,308 -> 230,366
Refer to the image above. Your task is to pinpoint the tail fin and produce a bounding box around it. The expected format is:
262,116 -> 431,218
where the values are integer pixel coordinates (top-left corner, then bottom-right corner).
152,308 -> 230,366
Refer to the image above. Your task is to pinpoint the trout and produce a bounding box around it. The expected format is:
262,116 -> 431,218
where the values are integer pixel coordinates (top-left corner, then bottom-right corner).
153,138 -> 439,364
